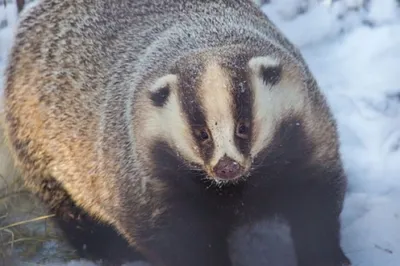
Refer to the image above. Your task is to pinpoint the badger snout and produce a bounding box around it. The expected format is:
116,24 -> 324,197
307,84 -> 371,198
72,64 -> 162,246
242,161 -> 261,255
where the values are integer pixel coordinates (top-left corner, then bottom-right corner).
212,156 -> 244,180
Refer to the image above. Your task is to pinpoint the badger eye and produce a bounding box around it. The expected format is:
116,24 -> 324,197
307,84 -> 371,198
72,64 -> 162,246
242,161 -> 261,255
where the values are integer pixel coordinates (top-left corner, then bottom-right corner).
200,130 -> 209,140
236,121 -> 250,139
194,127 -> 211,143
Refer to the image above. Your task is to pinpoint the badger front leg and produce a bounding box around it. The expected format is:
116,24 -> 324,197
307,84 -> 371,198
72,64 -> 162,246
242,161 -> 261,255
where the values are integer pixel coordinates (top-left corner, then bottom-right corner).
33,176 -> 145,264
281,177 -> 352,266
124,201 -> 233,266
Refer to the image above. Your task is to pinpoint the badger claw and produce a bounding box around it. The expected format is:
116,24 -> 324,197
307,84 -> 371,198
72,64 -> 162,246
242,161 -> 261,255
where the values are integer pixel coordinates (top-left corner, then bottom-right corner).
341,260 -> 352,266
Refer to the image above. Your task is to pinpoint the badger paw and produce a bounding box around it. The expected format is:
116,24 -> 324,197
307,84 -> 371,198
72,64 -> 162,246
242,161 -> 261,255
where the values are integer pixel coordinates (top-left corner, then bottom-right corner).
326,257 -> 352,266
300,253 -> 352,266
340,259 -> 352,266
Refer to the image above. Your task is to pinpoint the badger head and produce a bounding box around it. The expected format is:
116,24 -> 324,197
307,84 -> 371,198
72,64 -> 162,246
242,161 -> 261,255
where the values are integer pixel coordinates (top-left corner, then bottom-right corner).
135,47 -> 329,185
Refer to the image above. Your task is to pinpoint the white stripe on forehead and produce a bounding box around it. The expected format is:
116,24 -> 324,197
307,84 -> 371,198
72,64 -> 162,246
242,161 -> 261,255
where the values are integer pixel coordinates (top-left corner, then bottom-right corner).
199,61 -> 245,166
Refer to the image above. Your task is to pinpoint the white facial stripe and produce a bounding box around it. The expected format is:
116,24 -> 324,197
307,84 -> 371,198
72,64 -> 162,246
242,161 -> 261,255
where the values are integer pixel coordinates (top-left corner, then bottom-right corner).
249,56 -> 306,156
199,62 -> 245,167
162,91 -> 204,164
248,56 -> 280,71
140,75 -> 203,165
148,74 -> 177,93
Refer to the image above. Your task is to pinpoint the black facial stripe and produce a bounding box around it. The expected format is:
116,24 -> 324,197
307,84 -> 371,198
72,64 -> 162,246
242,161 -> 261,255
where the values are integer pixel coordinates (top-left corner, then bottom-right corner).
261,65 -> 282,86
222,55 -> 254,156
173,62 -> 215,164
149,86 -> 170,107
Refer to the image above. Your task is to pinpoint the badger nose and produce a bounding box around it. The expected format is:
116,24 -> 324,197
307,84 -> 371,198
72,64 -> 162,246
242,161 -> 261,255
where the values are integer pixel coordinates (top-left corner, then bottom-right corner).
213,157 -> 243,180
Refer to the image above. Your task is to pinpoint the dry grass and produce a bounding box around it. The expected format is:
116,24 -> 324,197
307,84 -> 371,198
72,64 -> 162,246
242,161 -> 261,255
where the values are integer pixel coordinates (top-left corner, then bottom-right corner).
0,172 -> 80,264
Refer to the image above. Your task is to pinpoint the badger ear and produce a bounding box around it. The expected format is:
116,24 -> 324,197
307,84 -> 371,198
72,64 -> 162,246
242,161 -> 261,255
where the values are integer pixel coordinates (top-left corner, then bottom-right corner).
148,74 -> 178,107
248,56 -> 282,86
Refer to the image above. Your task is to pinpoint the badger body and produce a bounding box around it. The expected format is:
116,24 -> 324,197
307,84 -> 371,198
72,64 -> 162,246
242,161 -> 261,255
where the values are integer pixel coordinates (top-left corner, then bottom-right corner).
3,0 -> 351,265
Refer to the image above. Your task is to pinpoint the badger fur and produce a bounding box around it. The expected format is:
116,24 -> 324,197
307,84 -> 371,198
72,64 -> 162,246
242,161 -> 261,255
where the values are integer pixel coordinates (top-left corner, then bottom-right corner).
0,114 -> 19,191
3,0 -> 351,265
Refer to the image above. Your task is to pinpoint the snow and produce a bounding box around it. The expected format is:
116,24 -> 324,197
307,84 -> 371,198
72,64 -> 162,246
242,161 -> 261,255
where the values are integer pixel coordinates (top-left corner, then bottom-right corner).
0,4 -> 16,110
1,0 -> 400,265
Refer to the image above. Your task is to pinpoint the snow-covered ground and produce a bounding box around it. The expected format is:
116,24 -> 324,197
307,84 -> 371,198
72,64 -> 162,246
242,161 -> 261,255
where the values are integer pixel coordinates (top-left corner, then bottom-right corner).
1,0 -> 400,265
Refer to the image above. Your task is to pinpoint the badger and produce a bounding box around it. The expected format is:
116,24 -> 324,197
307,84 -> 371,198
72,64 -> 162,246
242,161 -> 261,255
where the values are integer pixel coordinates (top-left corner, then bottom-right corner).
0,119 -> 19,192
2,0 -> 351,265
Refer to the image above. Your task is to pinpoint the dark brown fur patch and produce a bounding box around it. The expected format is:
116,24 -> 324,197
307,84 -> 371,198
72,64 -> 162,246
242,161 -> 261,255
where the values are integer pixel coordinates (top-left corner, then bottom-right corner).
220,53 -> 255,156
172,59 -> 215,164
261,65 -> 282,86
251,114 -> 316,179
149,86 -> 171,107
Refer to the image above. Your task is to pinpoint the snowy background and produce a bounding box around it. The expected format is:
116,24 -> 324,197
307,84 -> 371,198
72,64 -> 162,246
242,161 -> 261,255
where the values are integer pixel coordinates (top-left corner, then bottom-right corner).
1,0 -> 400,265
